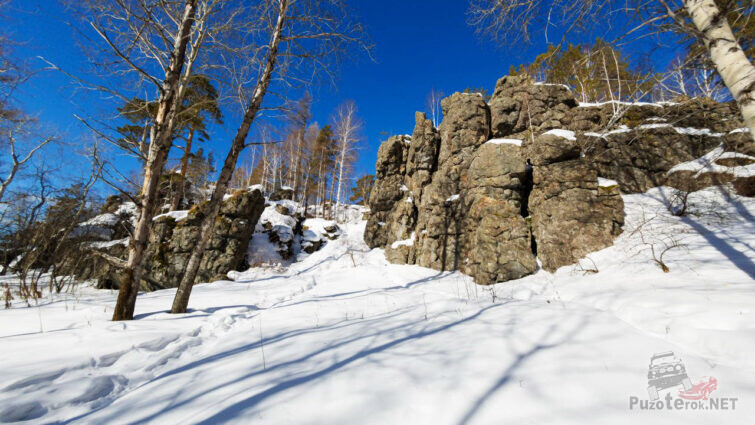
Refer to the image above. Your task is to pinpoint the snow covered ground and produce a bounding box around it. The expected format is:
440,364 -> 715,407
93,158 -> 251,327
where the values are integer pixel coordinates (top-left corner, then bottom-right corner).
0,186 -> 753,424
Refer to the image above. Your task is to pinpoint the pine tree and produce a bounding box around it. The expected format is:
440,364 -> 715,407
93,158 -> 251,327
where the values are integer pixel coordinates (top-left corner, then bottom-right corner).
349,174 -> 374,206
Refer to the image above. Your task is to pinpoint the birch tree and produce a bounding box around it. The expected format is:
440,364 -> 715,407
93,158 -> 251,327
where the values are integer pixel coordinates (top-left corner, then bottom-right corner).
170,0 -> 369,314
426,88 -> 444,128
332,100 -> 360,222
468,0 -> 755,138
71,0 -> 202,321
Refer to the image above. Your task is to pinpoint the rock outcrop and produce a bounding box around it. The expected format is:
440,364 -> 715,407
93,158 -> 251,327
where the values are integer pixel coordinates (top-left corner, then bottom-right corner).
143,188 -> 266,288
77,188 -> 265,290
366,74 -> 753,285
254,199 -> 342,261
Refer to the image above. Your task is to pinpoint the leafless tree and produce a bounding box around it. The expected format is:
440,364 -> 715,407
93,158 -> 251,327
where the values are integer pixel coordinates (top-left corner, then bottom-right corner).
64,0 -> 203,320
332,100 -> 361,222
426,88 -> 444,127
468,0 -> 755,137
0,2 -> 56,205
170,0 -> 370,314
0,123 -> 54,203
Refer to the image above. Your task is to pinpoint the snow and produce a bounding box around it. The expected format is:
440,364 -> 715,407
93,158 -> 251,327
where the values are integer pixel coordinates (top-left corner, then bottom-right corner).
280,186 -> 293,191
245,232 -> 285,267
1,187 -> 754,424
79,213 -> 118,228
75,202 -> 139,238
534,82 -> 571,90
672,127 -> 725,137
597,177 -> 619,188
258,202 -> 298,230
400,184 -> 409,192
729,127 -> 749,134
152,210 -> 190,222
446,194 -> 460,202
485,138 -> 522,147
586,125 -> 726,139
577,100 -> 675,108
667,144 -> 755,178
390,232 -> 416,249
543,129 -> 576,141
88,238 -> 130,249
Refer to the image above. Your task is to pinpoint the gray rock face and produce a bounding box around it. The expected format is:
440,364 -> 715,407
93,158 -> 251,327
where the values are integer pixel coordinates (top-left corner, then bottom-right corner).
86,188 -> 266,290
581,125 -> 724,193
365,74 -> 750,285
144,188 -> 266,288
527,133 -> 624,272
489,75 -> 577,137
364,135 -> 410,249
459,142 -> 537,284
269,186 -> 295,201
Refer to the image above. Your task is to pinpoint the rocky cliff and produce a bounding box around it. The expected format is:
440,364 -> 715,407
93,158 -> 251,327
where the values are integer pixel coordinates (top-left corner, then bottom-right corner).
74,186 -> 343,290
365,75 -> 754,285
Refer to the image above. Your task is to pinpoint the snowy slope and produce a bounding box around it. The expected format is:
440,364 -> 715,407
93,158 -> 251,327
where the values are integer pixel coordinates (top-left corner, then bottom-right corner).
0,186 -> 753,424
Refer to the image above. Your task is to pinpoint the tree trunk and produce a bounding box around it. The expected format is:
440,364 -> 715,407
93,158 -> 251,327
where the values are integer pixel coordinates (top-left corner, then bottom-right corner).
328,164 -> 336,219
0,163 -> 19,204
334,143 -> 346,223
684,0 -> 755,138
112,0 -> 198,321
170,0 -> 289,314
170,126 -> 195,211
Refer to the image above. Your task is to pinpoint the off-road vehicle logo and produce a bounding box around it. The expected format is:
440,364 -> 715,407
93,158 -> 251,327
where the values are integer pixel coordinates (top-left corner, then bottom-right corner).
647,351 -> 693,401
629,351 -> 738,411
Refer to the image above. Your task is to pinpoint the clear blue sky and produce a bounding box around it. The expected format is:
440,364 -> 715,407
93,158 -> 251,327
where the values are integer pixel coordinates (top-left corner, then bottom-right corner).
6,0 -> 675,192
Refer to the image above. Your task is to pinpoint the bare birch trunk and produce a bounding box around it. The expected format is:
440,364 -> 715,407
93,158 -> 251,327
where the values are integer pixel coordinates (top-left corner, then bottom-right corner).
170,126 -> 195,211
334,148 -> 345,223
170,0 -> 289,314
684,0 -> 755,138
112,0 -> 198,321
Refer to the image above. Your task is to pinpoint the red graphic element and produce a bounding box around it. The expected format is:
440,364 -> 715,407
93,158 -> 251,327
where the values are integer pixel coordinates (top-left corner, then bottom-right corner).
678,376 -> 718,400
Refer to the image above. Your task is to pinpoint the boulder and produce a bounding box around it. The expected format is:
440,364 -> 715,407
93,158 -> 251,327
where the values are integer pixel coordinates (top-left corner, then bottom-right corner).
488,75 -> 577,138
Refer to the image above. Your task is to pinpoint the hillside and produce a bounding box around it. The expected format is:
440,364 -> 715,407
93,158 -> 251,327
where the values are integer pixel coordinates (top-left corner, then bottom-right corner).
1,185 -> 753,424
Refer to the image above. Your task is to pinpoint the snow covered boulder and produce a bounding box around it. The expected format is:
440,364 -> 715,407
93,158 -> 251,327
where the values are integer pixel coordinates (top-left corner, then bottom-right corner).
249,202 -> 340,264
269,186 -> 294,201
300,219 -> 341,254
72,197 -> 137,241
257,199 -> 301,260
525,130 -> 580,166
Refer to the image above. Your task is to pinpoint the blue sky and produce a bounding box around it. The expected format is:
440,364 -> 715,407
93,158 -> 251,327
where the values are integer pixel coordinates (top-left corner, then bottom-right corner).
6,0 -> 675,193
